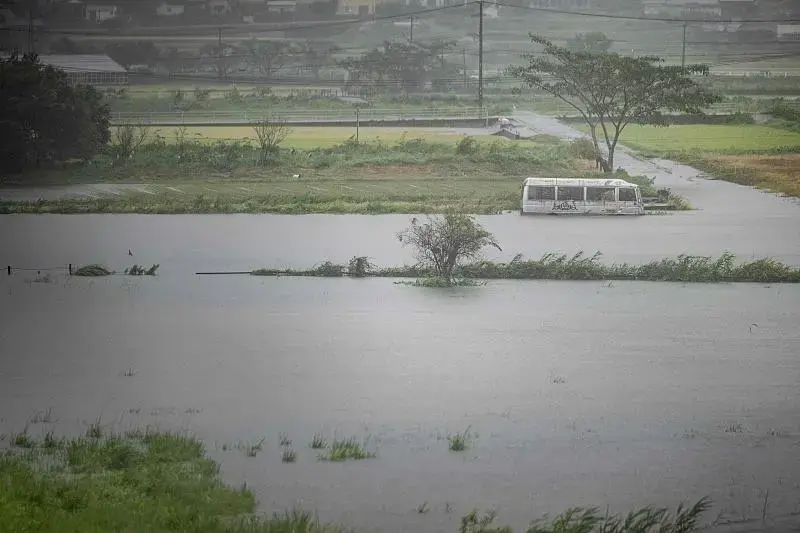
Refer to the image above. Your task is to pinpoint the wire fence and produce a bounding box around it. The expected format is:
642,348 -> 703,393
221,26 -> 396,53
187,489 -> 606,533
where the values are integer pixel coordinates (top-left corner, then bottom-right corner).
110,107 -> 491,125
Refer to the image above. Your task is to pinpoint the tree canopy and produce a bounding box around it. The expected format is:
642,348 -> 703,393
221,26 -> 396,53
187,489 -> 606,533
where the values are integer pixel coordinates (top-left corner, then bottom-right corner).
397,214 -> 501,284
508,35 -> 721,172
0,54 -> 110,173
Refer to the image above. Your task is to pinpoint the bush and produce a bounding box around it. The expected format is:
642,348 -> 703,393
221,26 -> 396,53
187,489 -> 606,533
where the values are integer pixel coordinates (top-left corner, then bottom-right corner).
569,137 -> 597,159
456,136 -> 480,155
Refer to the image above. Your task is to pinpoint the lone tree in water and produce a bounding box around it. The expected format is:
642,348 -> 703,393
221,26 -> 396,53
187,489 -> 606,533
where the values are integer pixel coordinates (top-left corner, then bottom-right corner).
508,35 -> 721,172
397,214 -> 501,285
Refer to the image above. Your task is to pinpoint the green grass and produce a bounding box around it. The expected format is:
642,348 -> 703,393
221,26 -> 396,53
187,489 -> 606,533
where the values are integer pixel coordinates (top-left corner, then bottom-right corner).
448,427 -> 473,452
252,252 -> 800,284
317,438 -> 375,462
613,125 -> 800,154
281,448 -> 297,463
0,427 -> 714,533
72,264 -> 112,277
309,433 -> 328,450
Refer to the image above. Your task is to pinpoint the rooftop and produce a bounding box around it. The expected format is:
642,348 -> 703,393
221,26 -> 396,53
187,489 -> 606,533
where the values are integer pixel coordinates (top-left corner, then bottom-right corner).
37,54 -> 127,73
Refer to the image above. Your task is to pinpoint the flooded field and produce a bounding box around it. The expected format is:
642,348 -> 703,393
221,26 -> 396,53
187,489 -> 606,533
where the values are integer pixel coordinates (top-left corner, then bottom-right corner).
1,270 -> 799,532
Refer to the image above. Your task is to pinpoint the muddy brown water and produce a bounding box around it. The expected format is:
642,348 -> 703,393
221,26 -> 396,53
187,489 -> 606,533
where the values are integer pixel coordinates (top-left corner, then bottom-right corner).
2,113 -> 800,532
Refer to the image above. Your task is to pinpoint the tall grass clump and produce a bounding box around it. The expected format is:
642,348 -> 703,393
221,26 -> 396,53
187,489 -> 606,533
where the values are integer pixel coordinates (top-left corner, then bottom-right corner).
448,426 -> 473,452
318,437 -> 375,462
124,264 -> 160,276
73,264 -> 112,276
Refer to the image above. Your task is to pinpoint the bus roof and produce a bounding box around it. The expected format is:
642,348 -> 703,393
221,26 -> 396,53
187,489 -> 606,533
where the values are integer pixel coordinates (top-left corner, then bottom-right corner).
523,177 -> 639,188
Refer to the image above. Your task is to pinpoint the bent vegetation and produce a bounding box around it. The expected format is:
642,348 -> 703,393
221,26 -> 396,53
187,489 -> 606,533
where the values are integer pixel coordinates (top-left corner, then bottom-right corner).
252,252 -> 800,284
0,428 -> 712,533
0,128 -> 687,215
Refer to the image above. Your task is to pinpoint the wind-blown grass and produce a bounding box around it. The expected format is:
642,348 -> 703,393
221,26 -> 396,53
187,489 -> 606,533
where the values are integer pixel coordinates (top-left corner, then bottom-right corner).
0,428 -> 713,532
252,252 -> 800,283
72,264 -> 112,277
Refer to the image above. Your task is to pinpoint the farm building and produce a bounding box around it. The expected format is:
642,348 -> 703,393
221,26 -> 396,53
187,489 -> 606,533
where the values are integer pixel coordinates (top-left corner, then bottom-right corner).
38,54 -> 128,86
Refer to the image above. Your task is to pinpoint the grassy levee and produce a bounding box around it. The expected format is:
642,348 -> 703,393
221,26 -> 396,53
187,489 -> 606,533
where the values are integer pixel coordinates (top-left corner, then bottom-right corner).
606,124 -> 800,198
251,252 -> 800,283
2,130 -> 688,214
0,428 -> 713,533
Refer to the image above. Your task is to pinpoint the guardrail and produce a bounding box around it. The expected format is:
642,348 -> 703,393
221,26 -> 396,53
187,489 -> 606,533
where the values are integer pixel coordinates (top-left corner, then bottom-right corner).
110,108 -> 491,125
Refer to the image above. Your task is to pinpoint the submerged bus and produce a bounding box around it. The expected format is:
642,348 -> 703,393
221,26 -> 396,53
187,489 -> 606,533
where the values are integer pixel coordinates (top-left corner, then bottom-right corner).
520,177 -> 645,216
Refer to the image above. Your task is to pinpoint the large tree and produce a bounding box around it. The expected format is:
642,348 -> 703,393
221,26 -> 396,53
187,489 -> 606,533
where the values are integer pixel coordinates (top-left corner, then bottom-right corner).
508,35 -> 721,172
0,54 -> 110,173
397,214 -> 501,285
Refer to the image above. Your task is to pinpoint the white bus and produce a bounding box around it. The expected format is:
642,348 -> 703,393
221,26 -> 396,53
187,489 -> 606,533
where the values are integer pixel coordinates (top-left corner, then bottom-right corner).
521,177 -> 645,216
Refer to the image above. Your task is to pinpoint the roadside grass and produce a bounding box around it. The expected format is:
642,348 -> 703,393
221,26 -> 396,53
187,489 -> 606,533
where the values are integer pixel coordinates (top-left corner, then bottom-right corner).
575,124 -> 800,198
614,124 -> 800,154
252,251 -> 800,283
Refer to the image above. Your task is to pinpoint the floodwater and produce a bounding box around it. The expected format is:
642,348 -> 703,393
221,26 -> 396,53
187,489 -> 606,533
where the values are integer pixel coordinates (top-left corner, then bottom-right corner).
2,113 -> 800,532
1,274 -> 799,533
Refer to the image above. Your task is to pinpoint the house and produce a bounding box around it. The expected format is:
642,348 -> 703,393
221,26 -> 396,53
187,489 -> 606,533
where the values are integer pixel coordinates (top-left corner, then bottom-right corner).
528,0 -> 590,10
266,0 -> 296,13
84,3 -> 118,21
336,0 -> 375,16
24,54 -> 128,85
777,24 -> 800,41
156,1 -> 185,15
205,0 -> 231,15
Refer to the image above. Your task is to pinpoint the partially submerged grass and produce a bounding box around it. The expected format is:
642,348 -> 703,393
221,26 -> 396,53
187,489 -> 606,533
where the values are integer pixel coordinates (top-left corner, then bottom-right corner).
245,437 -> 266,457
253,252 -> 800,283
73,264 -> 112,276
281,448 -> 297,463
448,427 -> 473,452
124,264 -> 160,276
318,437 -> 375,462
0,427 -> 713,532
310,433 -> 328,450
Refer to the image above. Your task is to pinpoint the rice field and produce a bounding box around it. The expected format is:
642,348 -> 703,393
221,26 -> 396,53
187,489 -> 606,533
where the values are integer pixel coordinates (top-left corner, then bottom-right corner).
144,126 -> 492,148
612,125 -> 800,154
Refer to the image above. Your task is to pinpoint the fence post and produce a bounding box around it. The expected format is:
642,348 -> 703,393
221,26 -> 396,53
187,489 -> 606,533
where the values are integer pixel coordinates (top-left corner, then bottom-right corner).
68,263 -> 72,275
7,265 -> 11,275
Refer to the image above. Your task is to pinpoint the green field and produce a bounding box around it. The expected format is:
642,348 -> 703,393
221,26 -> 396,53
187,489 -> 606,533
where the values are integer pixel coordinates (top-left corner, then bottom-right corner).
615,125 -> 800,154
147,126 -> 492,148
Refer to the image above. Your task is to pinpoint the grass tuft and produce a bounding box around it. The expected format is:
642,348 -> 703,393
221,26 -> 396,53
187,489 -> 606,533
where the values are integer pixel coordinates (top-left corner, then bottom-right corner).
124,264 -> 160,276
318,437 -> 375,462
245,437 -> 266,457
73,264 -> 112,276
281,448 -> 297,463
310,433 -> 328,450
279,433 -> 292,447
448,426 -> 473,452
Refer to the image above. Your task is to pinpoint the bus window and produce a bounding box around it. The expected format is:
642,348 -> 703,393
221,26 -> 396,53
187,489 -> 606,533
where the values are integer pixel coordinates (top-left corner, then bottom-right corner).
586,187 -> 616,201
556,186 -> 584,201
619,188 -> 637,202
528,186 -> 555,200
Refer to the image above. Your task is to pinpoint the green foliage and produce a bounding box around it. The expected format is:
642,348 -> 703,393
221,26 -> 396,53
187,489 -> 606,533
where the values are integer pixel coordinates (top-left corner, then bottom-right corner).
508,36 -> 721,171
73,264 -> 112,277
310,434 -> 328,449
568,138 -> 597,160
770,99 -> 800,123
318,438 -> 375,462
281,449 -> 297,463
0,53 -> 110,173
254,252 -> 800,283
251,118 -> 291,164
456,136 -> 481,155
565,32 -> 612,54
460,510 -> 513,533
448,427 -> 472,451
348,256 -> 375,277
526,497 -> 711,533
396,214 -> 502,284
124,264 -> 160,276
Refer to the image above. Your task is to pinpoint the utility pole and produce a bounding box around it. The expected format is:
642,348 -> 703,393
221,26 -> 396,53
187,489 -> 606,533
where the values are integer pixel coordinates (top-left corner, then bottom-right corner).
27,10 -> 33,54
681,20 -> 687,69
478,0 -> 483,109
409,16 -> 414,43
463,47 -> 467,89
217,27 -> 223,79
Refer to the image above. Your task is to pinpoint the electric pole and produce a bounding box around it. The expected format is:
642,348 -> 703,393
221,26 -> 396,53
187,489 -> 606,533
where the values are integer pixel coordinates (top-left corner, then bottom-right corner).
681,20 -> 687,69
27,10 -> 33,54
463,47 -> 467,89
409,16 -> 414,43
217,27 -> 223,79
478,0 -> 483,109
